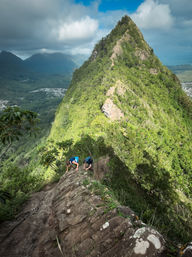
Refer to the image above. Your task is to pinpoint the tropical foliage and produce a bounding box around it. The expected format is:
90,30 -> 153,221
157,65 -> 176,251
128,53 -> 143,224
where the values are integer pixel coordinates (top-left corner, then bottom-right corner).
0,106 -> 38,144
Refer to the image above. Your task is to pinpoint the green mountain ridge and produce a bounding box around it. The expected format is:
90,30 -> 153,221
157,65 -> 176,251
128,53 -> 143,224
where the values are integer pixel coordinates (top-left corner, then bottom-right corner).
49,16 -> 192,242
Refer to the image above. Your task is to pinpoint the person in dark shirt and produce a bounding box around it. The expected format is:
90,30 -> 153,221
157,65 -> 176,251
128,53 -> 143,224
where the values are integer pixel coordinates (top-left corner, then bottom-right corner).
83,156 -> 93,171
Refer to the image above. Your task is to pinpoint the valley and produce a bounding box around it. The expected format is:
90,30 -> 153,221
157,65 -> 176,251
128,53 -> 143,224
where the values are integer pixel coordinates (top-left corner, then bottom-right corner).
0,51 -> 81,130
0,52 -> 78,176
0,74 -> 71,126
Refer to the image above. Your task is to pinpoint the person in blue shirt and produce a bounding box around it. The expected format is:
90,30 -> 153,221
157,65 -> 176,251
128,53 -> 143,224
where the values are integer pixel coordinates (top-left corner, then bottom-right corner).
66,156 -> 79,172
83,156 -> 93,171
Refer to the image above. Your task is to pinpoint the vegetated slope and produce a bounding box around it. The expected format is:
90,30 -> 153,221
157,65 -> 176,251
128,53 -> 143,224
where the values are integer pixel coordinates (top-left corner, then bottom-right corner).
49,16 -> 192,242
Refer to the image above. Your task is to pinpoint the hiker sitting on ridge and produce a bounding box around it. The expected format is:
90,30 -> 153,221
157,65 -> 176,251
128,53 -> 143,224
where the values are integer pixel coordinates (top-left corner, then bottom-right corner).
83,156 -> 93,171
66,156 -> 79,172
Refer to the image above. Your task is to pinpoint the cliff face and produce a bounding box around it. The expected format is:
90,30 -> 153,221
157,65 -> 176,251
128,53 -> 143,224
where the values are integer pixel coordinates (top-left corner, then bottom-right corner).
0,168 -> 166,257
48,16 -> 192,241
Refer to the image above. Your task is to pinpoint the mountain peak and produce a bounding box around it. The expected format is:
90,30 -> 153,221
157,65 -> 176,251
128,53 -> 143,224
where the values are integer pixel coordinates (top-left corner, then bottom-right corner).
1,50 -> 12,55
50,15 -> 192,241
0,50 -> 26,77
89,15 -> 154,69
0,50 -> 23,61
114,15 -> 136,32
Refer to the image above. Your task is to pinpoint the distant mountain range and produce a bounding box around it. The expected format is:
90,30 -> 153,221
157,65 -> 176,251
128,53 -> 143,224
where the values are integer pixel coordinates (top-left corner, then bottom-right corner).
0,51 -> 28,77
24,53 -> 77,74
0,50 -> 79,131
0,51 -> 82,78
168,64 -> 192,84
168,64 -> 192,74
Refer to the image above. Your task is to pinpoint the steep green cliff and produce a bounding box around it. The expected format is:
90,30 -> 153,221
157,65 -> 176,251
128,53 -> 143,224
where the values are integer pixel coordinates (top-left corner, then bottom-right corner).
49,16 -> 192,242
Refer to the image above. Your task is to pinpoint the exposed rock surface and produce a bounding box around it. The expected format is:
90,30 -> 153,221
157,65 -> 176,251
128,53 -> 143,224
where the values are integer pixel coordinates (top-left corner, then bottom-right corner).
102,98 -> 124,121
110,30 -> 131,66
106,80 -> 126,97
149,68 -> 159,75
135,49 -> 149,61
182,243 -> 192,257
0,168 -> 166,257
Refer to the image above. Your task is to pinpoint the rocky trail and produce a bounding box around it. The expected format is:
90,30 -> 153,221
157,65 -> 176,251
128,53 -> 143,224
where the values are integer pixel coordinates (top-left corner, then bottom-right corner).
0,167 -> 186,257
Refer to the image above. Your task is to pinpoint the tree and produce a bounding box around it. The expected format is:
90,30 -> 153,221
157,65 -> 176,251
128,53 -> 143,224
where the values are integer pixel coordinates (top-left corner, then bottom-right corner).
0,106 -> 39,160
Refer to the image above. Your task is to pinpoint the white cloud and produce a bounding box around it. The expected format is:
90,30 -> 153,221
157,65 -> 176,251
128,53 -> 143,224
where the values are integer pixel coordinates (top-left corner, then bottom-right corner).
58,16 -> 98,42
67,46 -> 92,55
0,0 -> 99,52
131,0 -> 174,29
159,0 -> 192,20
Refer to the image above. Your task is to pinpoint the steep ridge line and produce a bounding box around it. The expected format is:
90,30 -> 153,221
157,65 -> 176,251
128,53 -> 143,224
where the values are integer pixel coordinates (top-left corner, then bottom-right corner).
0,167 -> 167,257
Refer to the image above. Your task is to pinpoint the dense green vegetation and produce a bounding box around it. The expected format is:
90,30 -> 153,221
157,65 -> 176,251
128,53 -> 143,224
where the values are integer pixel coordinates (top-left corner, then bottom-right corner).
0,107 -> 44,220
0,106 -> 38,145
48,16 -> 192,243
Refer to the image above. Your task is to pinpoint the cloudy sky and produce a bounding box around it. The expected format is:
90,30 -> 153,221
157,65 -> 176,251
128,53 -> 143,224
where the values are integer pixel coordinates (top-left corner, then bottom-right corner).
0,0 -> 191,65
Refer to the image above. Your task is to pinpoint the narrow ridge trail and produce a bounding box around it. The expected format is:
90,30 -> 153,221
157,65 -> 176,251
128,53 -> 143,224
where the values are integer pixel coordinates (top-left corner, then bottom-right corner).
0,168 -> 166,257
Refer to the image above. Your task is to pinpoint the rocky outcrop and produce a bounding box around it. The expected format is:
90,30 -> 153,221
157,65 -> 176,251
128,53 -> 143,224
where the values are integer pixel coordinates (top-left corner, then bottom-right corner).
0,168 -> 166,257
135,49 -> 149,61
102,98 -> 124,121
182,243 -> 192,257
149,68 -> 159,75
106,80 -> 126,97
110,30 -> 131,67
